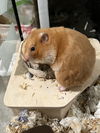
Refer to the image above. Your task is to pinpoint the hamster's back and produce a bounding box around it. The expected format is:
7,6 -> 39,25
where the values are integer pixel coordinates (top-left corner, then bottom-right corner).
62,28 -> 96,84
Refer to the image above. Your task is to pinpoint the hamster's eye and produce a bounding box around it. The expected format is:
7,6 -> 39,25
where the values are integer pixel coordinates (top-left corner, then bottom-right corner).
31,47 -> 35,51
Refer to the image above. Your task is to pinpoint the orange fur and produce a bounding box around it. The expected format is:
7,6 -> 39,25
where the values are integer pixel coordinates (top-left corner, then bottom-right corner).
22,27 -> 96,91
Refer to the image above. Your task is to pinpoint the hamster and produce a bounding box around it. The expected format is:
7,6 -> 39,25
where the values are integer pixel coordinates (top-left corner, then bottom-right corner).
22,27 -> 96,91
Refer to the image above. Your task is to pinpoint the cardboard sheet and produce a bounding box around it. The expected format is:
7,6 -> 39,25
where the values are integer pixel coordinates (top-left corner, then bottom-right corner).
4,39 -> 100,114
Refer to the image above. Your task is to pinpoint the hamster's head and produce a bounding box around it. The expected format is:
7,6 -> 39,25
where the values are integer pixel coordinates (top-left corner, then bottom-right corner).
21,28 -> 57,66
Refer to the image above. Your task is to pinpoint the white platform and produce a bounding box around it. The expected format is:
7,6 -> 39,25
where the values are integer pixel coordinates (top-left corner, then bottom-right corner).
4,39 -> 100,119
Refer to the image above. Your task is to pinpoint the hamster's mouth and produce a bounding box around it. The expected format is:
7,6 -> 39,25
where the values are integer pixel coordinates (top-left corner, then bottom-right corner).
21,54 -> 32,68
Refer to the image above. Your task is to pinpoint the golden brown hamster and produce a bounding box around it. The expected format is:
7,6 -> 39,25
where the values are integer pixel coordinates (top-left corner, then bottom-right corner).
22,27 -> 96,91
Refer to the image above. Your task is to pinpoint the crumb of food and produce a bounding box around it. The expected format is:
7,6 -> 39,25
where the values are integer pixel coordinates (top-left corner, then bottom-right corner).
32,92 -> 35,97
40,85 -> 42,88
22,74 -> 27,79
20,83 -> 29,90
58,96 -> 64,100
55,84 -> 59,87
43,78 -> 46,81
64,93 -> 67,95
51,79 -> 56,83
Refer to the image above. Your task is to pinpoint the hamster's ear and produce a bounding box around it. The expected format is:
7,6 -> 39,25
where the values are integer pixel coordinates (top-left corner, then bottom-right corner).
30,28 -> 37,33
28,28 -> 37,35
31,28 -> 37,32
39,32 -> 49,43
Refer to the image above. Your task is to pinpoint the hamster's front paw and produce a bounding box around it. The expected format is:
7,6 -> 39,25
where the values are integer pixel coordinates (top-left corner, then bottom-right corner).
59,86 -> 67,92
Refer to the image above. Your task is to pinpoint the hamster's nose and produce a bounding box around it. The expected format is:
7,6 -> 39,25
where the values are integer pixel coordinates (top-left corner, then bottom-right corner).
24,58 -> 29,62
22,55 -> 29,62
